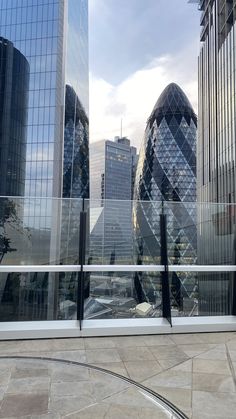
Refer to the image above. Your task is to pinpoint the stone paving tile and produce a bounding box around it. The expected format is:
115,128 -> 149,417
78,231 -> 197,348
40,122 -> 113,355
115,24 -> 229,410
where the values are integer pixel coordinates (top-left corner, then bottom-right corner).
111,336 -> 147,348
0,393 -> 48,417
1,333 -> 236,418
0,369 -> 11,386
158,357 -> 191,370
7,377 -> 50,394
43,350 -> 86,363
50,364 -> 90,382
51,380 -> 94,398
171,359 -> 192,372
49,395 -> 96,416
142,335 -> 175,347
149,386 -> 192,415
86,348 -> 121,363
101,386 -> 157,409
196,344 -> 227,360
226,338 -> 236,350
149,344 -> 189,361
11,368 -> 49,379
124,360 -> 162,381
192,390 -> 236,418
199,332 -> 236,344
143,370 -> 192,389
193,372 -> 235,393
89,370 -> 130,401
177,343 -> 216,358
170,333 -> 205,345
92,362 -> 129,377
63,403 -> 109,419
84,337 -> 116,349
193,358 -> 232,375
118,346 -> 155,362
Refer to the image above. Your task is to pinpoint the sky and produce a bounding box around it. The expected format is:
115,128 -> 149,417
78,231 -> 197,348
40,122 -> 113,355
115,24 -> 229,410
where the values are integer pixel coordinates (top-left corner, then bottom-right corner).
89,0 -> 200,149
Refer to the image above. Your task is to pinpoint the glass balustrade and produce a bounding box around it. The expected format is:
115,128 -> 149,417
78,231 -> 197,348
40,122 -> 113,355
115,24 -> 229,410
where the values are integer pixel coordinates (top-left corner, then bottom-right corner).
0,196 -> 235,327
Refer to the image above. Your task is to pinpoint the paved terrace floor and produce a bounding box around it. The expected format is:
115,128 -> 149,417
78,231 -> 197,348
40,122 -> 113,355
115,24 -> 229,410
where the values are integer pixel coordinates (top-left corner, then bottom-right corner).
0,332 -> 236,418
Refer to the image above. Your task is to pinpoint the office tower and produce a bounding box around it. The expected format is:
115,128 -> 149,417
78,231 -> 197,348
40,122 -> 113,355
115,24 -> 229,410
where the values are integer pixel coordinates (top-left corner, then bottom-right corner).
0,0 -> 89,320
197,0 -> 236,314
134,83 -> 197,311
0,0 -> 89,201
90,137 -> 137,263
0,37 -> 29,196
90,137 -> 137,202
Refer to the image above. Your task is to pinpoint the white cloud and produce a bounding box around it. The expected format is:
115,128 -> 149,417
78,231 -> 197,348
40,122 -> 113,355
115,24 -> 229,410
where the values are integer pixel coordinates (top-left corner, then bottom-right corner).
89,42 -> 198,150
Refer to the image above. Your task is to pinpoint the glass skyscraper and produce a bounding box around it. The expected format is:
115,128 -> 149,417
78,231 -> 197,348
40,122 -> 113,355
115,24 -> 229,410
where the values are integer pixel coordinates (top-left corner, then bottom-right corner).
90,137 -> 137,264
0,0 -> 89,320
134,83 -> 197,311
0,0 -> 89,201
198,0 -> 235,204
197,0 -> 236,314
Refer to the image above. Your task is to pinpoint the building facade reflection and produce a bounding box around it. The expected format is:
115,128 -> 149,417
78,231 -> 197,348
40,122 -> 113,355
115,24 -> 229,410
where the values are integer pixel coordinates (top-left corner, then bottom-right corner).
0,37 -> 29,196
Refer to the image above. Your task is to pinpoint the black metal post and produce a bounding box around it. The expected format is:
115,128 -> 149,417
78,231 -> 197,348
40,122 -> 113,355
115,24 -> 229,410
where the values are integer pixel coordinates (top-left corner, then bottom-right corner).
232,225 -> 236,315
160,212 -> 172,326
77,202 -> 87,330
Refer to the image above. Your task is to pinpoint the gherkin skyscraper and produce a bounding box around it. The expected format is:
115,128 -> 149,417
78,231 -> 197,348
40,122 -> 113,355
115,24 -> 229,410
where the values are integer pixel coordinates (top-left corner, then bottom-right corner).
134,83 -> 197,312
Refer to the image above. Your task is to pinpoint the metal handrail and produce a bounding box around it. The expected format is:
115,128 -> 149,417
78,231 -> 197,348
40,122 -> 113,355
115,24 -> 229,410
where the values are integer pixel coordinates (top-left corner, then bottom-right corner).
0,264 -> 235,272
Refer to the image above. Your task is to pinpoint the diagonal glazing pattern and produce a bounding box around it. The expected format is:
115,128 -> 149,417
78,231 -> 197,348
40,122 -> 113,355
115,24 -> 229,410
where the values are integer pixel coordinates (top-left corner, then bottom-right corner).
134,84 -> 197,311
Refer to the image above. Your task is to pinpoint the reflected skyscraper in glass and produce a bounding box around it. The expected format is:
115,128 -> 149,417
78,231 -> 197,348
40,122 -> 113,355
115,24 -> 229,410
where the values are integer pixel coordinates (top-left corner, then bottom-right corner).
134,83 -> 197,310
0,37 -> 29,196
0,0 -> 89,202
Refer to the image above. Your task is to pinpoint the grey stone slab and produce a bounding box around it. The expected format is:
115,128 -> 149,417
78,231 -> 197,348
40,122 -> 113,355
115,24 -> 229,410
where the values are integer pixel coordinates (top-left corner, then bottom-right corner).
7,377 -> 50,394
158,358 -> 190,370
102,387 -> 157,409
124,360 -> 162,382
142,335 -> 175,347
199,332 -> 236,344
49,395 -> 96,416
143,370 -> 191,389
111,336 -> 147,348
140,407 -> 173,419
177,343 -> 216,358
226,338 -> 236,350
86,348 -> 121,364
118,346 -> 155,362
193,358 -> 231,375
228,349 -> 236,361
11,368 -> 48,379
148,386 -> 192,414
170,333 -> 205,345
50,338 -> 84,351
149,345 -> 189,361
46,350 -> 86,363
0,393 -> 48,417
51,364 -> 90,382
101,404 -> 143,418
196,344 -> 227,360
62,403 -> 109,419
171,359 -> 192,372
90,370 -> 130,401
192,390 -> 236,418
84,337 -> 116,349
51,381 -> 94,398
0,369 -> 11,386
92,362 -> 129,377
193,372 -> 235,393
